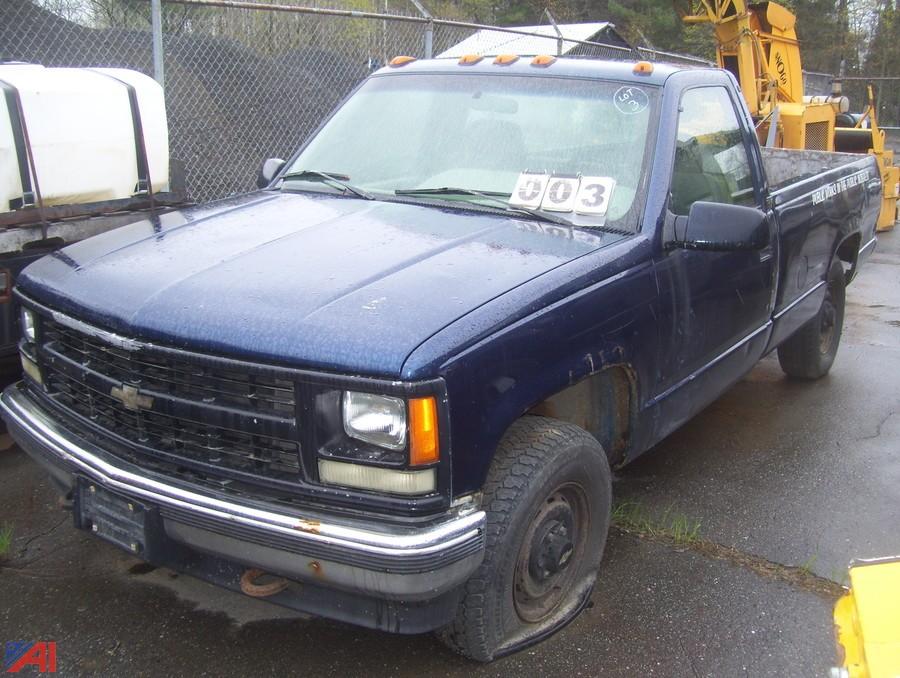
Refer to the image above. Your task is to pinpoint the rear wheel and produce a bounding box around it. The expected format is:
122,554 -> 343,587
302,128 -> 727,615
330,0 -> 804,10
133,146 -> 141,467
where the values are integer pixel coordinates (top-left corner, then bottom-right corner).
777,259 -> 846,379
437,416 -> 611,662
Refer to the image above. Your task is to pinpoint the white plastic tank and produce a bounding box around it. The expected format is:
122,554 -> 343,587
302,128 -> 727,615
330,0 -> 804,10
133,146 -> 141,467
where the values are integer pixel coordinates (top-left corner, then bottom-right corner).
0,64 -> 169,213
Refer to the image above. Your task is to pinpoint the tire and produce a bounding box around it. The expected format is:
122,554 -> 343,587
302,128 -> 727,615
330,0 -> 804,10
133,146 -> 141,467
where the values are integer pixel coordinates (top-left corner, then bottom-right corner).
437,416 -> 611,662
777,258 -> 846,379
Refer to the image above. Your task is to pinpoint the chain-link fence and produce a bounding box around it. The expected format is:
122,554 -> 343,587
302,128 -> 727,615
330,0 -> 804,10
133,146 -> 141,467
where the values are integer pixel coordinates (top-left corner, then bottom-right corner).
1,0 -> 439,201
0,0 -> 708,203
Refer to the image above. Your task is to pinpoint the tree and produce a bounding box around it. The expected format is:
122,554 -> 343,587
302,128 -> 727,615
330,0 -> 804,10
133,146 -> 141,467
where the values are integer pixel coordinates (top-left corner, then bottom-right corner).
864,0 -> 900,124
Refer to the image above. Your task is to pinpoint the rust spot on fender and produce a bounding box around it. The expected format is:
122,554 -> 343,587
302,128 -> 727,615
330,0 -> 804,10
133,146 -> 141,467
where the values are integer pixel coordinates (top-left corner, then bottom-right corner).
294,519 -> 321,534
308,560 -> 324,577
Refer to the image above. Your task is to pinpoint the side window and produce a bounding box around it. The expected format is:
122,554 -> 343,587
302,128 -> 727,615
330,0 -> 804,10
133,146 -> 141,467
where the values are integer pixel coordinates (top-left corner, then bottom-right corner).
670,87 -> 756,216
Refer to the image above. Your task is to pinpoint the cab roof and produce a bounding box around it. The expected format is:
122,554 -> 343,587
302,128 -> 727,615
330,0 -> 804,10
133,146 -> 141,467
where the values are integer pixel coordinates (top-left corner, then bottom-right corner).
373,56 -> 702,86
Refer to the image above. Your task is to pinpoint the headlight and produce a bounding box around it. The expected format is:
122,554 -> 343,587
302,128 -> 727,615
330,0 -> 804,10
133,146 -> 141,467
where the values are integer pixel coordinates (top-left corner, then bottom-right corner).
20,307 -> 36,343
342,391 -> 406,450
323,391 -> 441,496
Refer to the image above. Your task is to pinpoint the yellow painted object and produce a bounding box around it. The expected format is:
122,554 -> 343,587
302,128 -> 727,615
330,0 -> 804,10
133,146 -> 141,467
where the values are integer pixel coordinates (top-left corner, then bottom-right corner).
835,85 -> 898,231
678,0 -> 899,230
780,102 -> 835,151
681,0 -> 795,115
832,557 -> 900,678
874,153 -> 899,232
679,0 -> 842,151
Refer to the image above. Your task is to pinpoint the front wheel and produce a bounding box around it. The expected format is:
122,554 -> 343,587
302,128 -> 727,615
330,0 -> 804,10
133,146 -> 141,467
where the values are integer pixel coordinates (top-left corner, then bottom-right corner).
437,416 -> 611,662
777,258 -> 846,379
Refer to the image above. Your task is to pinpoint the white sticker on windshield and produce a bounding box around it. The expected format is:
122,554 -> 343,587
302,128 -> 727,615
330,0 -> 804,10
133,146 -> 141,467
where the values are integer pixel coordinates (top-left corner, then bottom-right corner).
540,175 -> 580,212
510,172 -> 551,208
613,86 -> 650,115
510,173 -> 617,217
575,177 -> 616,216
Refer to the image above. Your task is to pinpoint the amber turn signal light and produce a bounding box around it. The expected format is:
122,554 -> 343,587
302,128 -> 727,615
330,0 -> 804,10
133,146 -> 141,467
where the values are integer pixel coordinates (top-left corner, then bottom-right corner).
494,54 -> 520,65
409,396 -> 439,466
389,55 -> 417,67
531,54 -> 557,67
459,54 -> 484,65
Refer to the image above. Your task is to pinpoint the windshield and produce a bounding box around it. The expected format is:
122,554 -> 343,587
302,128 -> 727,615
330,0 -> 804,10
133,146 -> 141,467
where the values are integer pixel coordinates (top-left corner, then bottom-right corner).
284,72 -> 659,231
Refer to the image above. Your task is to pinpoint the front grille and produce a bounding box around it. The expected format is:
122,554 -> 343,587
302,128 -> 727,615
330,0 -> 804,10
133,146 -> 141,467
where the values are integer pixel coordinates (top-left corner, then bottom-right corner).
47,320 -> 295,416
38,316 -> 302,483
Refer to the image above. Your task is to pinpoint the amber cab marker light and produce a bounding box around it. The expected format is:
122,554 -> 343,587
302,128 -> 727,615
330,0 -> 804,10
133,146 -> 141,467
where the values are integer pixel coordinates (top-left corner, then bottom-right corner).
389,55 -> 417,67
409,396 -> 439,466
494,54 -> 520,65
531,54 -> 557,67
458,54 -> 484,65
633,60 -> 654,75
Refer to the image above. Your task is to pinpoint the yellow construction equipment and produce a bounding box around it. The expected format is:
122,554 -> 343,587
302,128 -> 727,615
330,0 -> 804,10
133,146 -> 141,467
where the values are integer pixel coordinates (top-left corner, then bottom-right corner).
834,85 -> 900,231
676,0 -> 898,230
832,557 -> 900,678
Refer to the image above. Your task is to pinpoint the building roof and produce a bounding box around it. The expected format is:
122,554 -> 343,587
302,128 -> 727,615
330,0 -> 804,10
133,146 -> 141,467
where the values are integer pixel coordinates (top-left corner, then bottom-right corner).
437,23 -> 631,58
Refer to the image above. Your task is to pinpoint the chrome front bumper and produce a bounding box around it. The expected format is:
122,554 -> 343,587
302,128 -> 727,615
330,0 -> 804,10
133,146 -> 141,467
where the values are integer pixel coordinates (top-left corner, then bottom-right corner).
1,384 -> 485,602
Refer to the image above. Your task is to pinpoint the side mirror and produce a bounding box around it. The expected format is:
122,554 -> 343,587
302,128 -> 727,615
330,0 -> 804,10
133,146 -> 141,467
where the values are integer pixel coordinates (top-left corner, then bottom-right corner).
257,158 -> 286,189
669,201 -> 769,252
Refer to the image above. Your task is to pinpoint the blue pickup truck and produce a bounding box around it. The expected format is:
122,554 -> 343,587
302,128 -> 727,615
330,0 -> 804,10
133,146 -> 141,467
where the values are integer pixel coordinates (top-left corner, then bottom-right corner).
1,56 -> 881,661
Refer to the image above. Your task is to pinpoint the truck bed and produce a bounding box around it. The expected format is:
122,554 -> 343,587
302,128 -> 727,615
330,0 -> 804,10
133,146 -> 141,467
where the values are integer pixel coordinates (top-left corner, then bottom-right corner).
761,147 -> 871,192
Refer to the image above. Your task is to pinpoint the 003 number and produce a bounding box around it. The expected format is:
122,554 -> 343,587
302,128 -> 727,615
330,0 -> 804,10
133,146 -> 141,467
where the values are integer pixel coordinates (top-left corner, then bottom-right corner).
510,173 -> 616,216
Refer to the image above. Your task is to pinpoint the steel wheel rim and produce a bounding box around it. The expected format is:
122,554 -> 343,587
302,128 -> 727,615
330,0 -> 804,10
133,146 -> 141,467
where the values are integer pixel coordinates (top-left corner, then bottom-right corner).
513,482 -> 590,623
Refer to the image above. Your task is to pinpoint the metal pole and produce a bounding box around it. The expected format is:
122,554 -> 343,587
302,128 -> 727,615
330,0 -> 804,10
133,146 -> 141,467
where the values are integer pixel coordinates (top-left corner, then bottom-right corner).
409,0 -> 433,59
382,0 -> 387,65
424,21 -> 433,58
151,0 -> 165,88
543,8 -> 563,57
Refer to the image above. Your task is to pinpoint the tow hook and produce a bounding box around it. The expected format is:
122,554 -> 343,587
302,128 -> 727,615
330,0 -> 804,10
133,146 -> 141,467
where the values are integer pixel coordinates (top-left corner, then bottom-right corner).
239,568 -> 289,598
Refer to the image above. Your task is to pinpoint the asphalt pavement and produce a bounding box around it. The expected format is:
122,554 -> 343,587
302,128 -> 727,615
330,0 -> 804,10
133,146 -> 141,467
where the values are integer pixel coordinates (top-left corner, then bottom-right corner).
1,229 -> 897,676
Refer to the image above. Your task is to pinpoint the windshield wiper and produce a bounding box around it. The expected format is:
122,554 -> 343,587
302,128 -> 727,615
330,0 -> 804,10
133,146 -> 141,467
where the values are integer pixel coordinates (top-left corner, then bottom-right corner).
397,187 -> 511,198
394,187 -> 575,227
281,170 -> 375,200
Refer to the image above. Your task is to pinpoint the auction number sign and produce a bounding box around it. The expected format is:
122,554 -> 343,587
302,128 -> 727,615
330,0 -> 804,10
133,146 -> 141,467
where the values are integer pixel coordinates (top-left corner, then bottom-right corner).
510,173 -> 616,216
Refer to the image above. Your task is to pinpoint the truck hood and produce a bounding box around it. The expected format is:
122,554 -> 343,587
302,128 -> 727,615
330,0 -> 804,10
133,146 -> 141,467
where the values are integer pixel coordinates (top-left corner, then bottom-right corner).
18,191 -> 627,377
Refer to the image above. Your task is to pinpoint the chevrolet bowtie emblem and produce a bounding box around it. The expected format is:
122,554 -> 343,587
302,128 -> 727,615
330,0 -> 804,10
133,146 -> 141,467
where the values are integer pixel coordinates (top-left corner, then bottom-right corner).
110,383 -> 154,411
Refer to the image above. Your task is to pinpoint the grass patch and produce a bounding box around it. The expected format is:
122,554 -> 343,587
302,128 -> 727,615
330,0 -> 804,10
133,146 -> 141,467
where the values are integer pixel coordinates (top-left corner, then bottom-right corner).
0,523 -> 13,559
799,553 -> 819,576
612,501 -> 844,599
611,501 -> 702,545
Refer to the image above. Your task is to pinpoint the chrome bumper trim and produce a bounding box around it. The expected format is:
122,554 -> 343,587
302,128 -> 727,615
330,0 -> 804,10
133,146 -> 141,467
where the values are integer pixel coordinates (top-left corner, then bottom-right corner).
1,385 -> 485,589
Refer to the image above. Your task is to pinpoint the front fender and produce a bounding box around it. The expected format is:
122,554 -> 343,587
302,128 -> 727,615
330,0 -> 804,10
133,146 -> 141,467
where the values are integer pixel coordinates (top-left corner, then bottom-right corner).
404,239 -> 660,496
